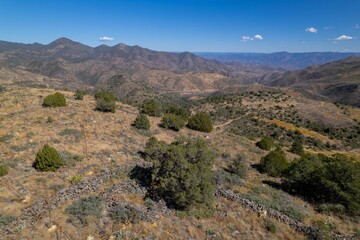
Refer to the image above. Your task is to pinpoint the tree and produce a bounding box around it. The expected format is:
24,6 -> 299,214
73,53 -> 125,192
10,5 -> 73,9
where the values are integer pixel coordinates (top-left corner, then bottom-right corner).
161,113 -> 186,131
187,112 -> 213,133
143,137 -> 215,211
259,147 -> 289,177
42,92 -> 66,107
285,153 -> 360,215
33,144 -> 64,171
133,114 -> 150,130
256,136 -> 274,151
290,137 -> 305,156
141,99 -> 162,117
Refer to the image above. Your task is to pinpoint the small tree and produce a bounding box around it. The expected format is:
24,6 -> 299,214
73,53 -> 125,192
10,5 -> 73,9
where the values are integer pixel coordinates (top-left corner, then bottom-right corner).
33,144 -> 64,171
187,112 -> 213,133
161,113 -> 186,131
228,154 -> 247,179
290,137 -> 305,156
143,137 -> 215,211
133,114 -> 150,130
141,99 -> 162,117
256,136 -> 274,151
42,92 -> 66,107
259,147 -> 289,177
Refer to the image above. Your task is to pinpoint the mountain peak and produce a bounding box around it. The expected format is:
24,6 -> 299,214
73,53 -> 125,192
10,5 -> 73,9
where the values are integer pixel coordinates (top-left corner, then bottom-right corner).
47,37 -> 86,48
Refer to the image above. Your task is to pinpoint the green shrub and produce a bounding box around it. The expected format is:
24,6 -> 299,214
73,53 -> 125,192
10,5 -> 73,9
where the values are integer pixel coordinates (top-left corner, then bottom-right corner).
42,92 -> 66,107
68,175 -> 83,185
66,196 -> 102,226
264,219 -> 277,233
143,137 -> 215,211
46,116 -> 54,123
259,147 -> 289,177
133,114 -> 150,130
227,154 -> 247,179
187,112 -> 213,133
94,90 -> 117,113
161,113 -> 186,131
290,137 -> 305,156
109,204 -> 141,224
141,99 -> 162,117
95,98 -> 116,113
74,90 -> 85,100
94,90 -> 117,101
0,214 -> 15,227
33,144 -> 64,171
0,164 -> 9,177
256,136 -> 274,151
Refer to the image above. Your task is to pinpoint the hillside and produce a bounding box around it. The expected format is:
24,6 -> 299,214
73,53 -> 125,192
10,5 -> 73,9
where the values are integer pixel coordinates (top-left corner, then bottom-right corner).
0,86 -> 359,239
196,52 -> 360,70
254,57 -> 360,107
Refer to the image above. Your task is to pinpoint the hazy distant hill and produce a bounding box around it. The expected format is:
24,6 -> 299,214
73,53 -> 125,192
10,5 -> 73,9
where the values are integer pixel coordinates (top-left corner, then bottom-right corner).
255,56 -> 360,106
196,52 -> 360,70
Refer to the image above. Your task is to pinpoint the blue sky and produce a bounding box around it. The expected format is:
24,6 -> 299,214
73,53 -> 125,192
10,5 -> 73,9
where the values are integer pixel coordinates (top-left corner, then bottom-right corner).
0,0 -> 359,52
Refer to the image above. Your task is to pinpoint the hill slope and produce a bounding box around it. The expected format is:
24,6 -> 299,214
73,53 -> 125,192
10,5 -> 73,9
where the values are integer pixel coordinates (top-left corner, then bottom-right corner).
255,57 -> 360,107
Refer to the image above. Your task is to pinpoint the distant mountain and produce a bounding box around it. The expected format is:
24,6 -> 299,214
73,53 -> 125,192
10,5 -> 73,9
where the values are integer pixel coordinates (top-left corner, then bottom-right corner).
0,38 -> 280,101
255,57 -> 360,107
196,52 -> 360,70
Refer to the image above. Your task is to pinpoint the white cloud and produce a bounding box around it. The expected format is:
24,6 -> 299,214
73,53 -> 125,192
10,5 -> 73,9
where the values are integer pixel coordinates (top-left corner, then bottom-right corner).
241,34 -> 263,42
99,36 -> 115,41
355,24 -> 360,29
335,35 -> 353,40
324,26 -> 334,30
305,27 -> 318,33
241,36 -> 253,42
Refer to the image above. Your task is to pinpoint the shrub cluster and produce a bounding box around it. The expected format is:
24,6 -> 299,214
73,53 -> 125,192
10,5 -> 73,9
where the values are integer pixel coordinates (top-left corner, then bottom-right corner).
165,104 -> 191,119
161,113 -> 186,131
141,99 -> 162,117
187,112 -> 213,133
259,147 -> 289,177
33,144 -> 64,171
42,92 -> 66,107
95,90 -> 116,113
284,153 -> 360,215
143,137 -> 215,211
256,136 -> 274,151
133,114 -> 151,130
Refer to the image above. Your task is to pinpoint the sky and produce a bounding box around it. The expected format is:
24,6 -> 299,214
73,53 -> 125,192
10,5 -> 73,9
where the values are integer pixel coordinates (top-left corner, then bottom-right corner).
0,0 -> 359,53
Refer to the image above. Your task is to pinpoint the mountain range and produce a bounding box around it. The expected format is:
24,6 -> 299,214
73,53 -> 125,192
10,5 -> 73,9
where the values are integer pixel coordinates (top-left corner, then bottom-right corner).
0,38 -> 359,107
196,52 -> 360,70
